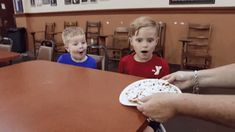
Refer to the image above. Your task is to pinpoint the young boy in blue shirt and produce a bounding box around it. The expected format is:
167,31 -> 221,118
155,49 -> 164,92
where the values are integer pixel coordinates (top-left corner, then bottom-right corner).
57,27 -> 96,69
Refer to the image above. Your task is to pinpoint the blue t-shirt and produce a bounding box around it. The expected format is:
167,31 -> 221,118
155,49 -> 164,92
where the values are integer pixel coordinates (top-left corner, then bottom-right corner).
57,53 -> 97,69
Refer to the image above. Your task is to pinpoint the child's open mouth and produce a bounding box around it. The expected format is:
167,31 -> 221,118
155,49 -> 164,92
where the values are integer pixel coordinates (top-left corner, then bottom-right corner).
77,50 -> 85,55
141,50 -> 148,53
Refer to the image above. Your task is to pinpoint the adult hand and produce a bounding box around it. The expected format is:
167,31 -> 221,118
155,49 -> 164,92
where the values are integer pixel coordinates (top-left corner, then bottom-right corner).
137,93 -> 180,123
161,71 -> 194,90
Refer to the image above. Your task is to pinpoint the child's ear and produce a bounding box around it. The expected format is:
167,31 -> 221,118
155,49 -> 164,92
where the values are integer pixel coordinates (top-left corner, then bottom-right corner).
129,37 -> 133,45
156,37 -> 160,41
155,37 -> 160,45
64,46 -> 69,52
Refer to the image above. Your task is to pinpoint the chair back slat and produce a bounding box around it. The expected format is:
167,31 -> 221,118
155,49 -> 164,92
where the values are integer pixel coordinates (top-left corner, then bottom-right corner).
45,22 -> 56,40
64,21 -> 78,29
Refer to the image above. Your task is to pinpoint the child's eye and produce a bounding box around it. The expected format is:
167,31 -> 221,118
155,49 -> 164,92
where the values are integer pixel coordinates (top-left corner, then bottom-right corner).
72,43 -> 78,46
146,38 -> 154,43
81,41 -> 86,45
135,38 -> 142,43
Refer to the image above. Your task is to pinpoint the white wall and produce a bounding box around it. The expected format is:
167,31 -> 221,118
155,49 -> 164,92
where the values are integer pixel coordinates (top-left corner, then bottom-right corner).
21,0 -> 235,13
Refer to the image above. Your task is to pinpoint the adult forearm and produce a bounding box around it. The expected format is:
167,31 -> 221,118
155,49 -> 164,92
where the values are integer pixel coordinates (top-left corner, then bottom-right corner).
198,63 -> 235,88
175,94 -> 235,128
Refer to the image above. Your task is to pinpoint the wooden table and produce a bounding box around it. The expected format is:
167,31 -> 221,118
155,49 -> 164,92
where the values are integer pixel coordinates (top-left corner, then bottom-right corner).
0,60 -> 146,132
0,50 -> 20,62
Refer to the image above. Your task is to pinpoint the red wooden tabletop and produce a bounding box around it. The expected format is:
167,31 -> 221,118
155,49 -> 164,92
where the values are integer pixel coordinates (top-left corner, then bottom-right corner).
0,60 -> 146,132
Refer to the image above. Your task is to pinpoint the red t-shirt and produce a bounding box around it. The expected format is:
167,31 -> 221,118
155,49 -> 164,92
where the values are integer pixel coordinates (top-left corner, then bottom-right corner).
118,54 -> 170,78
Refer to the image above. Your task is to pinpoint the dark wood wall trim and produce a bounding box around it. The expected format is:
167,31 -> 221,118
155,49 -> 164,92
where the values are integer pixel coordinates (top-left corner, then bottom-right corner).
15,7 -> 235,17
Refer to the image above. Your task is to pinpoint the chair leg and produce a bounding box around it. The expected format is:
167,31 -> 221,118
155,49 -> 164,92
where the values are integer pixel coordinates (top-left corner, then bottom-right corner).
181,56 -> 187,70
31,32 -> 37,58
205,57 -> 212,69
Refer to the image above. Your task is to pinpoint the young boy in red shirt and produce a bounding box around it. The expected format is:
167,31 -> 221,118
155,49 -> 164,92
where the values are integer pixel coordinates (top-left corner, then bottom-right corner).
118,16 -> 169,78
118,16 -> 170,132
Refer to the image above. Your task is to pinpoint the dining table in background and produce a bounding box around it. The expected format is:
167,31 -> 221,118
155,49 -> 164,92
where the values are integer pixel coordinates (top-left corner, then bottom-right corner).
0,50 -> 20,63
0,60 -> 146,132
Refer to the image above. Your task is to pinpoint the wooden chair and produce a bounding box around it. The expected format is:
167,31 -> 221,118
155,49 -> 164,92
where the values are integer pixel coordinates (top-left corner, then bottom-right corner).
85,21 -> 101,54
64,21 -> 78,28
31,22 -> 56,58
179,23 -> 212,70
107,26 -> 130,61
154,22 -> 166,57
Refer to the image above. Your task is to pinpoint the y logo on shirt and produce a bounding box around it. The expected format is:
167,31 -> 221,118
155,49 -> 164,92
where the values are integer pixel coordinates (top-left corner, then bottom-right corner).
152,66 -> 162,75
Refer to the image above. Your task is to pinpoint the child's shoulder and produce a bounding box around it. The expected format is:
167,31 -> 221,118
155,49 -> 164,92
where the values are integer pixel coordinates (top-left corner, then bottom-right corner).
152,55 -> 168,63
120,54 -> 134,61
57,53 -> 70,61
57,53 -> 71,63
61,53 -> 70,57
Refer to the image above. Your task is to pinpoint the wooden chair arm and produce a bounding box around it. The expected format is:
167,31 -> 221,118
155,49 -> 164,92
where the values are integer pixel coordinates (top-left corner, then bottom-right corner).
31,31 -> 44,34
30,31 -> 45,37
179,38 -> 193,43
53,32 -> 62,35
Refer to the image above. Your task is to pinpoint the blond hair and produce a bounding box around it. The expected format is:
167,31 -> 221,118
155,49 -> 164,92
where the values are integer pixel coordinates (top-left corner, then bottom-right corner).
62,26 -> 85,46
129,16 -> 159,36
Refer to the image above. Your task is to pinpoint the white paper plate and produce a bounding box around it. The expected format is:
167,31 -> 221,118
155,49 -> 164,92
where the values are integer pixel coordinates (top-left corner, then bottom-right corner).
119,79 -> 181,106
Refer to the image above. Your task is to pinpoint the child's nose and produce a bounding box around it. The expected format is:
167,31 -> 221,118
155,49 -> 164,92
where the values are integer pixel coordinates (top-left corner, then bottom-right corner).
141,41 -> 148,47
77,43 -> 84,48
